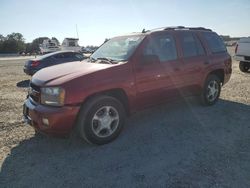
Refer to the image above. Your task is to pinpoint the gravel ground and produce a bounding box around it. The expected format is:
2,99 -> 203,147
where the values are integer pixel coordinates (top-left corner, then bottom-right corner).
0,56 -> 37,61
0,47 -> 250,187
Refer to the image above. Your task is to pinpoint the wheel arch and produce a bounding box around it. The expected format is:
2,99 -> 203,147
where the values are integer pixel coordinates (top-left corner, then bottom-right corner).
81,88 -> 130,116
207,69 -> 225,84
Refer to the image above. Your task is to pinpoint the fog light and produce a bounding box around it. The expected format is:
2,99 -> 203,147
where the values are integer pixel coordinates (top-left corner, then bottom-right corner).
42,118 -> 49,126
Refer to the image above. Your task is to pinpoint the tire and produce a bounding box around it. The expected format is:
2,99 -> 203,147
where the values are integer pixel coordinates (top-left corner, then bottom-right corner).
34,129 -> 40,136
201,74 -> 221,106
76,95 -> 126,145
239,61 -> 250,72
34,130 -> 44,138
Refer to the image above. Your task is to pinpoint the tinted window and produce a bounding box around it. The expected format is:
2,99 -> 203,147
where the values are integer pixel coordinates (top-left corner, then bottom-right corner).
74,53 -> 84,59
53,53 -> 65,59
63,52 -> 74,58
180,33 -> 205,58
44,57 -> 54,62
195,36 -> 205,55
144,34 -> 177,62
203,32 -> 226,53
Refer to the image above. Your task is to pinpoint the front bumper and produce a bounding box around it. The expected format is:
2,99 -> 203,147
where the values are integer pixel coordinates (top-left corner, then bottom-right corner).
23,98 -> 80,136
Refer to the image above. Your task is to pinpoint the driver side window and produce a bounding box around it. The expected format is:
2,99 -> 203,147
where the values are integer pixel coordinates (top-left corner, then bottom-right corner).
144,34 -> 177,62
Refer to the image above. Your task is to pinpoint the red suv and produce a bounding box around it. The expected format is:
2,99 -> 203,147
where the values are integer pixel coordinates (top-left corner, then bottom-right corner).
23,26 -> 232,145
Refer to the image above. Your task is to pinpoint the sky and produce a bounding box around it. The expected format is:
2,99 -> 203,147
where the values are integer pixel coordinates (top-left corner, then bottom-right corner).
1,0 -> 250,46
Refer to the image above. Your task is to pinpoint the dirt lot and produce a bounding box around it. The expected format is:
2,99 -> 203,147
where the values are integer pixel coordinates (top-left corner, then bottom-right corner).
0,47 -> 250,187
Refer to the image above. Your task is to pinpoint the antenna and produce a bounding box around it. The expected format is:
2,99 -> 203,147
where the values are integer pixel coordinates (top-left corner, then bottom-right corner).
76,24 -> 79,39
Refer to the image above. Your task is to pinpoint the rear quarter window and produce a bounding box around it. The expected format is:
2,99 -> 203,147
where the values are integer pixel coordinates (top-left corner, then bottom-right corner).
75,53 -> 84,59
202,32 -> 226,53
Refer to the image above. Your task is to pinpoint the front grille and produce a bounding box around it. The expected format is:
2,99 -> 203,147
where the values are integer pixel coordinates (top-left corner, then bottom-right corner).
29,83 -> 40,103
245,56 -> 250,61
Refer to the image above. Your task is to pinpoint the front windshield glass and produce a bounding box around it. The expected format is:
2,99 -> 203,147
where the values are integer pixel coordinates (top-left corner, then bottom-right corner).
91,35 -> 145,61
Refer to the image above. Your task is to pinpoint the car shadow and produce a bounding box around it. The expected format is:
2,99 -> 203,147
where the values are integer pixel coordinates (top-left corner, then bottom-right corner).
1,98 -> 250,187
16,79 -> 30,88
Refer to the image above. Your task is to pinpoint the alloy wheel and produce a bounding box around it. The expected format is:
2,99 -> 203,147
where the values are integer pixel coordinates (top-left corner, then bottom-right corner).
206,80 -> 219,102
91,106 -> 119,138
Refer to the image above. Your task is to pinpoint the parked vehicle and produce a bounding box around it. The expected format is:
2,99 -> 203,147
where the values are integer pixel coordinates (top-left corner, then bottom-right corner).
234,37 -> 250,72
39,39 -> 60,54
23,26 -> 232,145
23,51 -> 85,75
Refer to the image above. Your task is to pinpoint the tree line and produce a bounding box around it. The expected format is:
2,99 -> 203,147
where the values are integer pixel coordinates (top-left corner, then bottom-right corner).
0,32 -> 60,54
0,33 -> 26,53
0,33 -> 238,54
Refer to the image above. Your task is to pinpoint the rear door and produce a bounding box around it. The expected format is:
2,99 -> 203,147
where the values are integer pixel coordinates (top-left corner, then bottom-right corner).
177,31 -> 208,94
155,32 -> 185,94
200,32 -> 231,82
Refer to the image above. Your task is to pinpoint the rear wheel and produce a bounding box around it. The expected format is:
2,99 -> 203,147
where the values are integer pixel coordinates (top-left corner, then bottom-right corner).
76,95 -> 125,145
201,75 -> 221,106
239,61 -> 250,72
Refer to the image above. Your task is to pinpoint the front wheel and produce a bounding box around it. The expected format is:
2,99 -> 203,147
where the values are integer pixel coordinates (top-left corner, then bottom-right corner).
76,95 -> 125,145
201,75 -> 221,106
239,61 -> 250,72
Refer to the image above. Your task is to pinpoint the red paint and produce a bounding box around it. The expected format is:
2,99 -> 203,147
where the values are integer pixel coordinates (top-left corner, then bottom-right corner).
31,60 -> 40,67
24,28 -> 232,136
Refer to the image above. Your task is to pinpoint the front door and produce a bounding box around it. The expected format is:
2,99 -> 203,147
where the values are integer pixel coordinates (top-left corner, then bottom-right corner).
134,33 -> 181,108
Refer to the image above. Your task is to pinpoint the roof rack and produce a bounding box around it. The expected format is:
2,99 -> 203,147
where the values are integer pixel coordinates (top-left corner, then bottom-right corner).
164,26 -> 186,30
143,26 -> 212,33
183,27 -> 212,31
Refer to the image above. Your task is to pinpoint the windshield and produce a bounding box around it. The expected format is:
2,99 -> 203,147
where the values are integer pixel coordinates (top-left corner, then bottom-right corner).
91,35 -> 145,61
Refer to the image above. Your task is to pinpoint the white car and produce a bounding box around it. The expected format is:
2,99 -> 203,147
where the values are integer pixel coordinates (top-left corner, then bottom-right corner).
234,37 -> 250,72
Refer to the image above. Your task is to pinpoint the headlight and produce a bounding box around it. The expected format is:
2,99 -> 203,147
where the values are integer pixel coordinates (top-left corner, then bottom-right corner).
41,87 -> 65,106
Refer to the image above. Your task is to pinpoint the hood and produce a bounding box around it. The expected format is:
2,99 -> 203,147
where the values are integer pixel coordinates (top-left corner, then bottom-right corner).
31,61 -> 115,86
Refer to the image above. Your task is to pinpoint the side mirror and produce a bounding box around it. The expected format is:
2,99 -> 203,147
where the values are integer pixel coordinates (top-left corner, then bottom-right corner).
140,54 -> 160,65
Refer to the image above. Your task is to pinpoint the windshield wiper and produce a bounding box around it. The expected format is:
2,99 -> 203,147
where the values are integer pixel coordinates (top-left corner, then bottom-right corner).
96,57 -> 118,64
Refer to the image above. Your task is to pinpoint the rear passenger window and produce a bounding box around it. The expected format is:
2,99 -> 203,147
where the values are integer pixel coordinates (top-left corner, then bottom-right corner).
144,34 -> 177,62
53,54 -> 65,59
63,52 -> 74,58
180,33 -> 205,58
203,32 -> 226,53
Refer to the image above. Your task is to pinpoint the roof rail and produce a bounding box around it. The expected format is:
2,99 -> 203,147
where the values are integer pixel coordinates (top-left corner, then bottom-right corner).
143,26 -> 212,33
148,26 -> 185,32
186,27 -> 212,31
164,26 -> 185,30
164,26 -> 212,31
